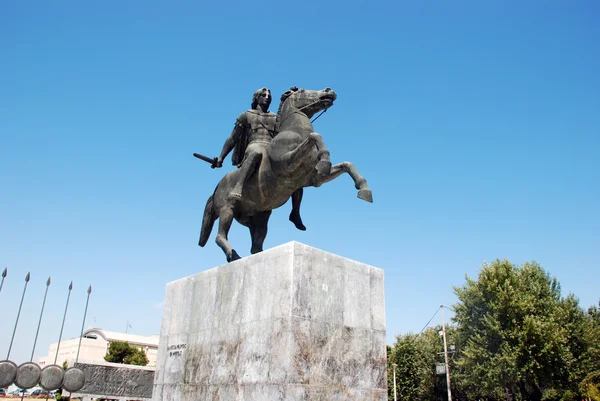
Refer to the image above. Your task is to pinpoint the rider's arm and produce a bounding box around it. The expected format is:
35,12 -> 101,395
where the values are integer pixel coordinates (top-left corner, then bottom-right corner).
218,114 -> 246,165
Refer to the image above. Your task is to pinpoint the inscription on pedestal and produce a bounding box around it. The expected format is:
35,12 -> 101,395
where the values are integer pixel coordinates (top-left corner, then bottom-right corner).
167,343 -> 186,357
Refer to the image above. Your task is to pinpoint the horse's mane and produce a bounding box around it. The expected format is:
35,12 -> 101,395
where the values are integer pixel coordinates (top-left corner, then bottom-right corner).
275,86 -> 298,134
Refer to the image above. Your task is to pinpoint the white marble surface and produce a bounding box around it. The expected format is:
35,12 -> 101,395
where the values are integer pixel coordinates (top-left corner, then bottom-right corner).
153,241 -> 386,400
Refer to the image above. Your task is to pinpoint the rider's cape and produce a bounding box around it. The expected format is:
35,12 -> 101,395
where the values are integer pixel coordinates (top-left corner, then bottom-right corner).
231,114 -> 248,167
231,119 -> 248,167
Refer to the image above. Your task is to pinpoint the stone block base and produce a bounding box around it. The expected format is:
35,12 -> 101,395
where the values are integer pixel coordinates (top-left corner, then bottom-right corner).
153,241 -> 386,400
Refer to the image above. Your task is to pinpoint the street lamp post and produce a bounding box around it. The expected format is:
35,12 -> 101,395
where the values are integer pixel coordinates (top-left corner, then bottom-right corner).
392,363 -> 398,401
440,305 -> 453,401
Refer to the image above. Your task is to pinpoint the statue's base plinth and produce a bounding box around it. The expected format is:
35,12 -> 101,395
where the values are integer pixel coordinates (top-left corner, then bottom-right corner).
153,241 -> 387,401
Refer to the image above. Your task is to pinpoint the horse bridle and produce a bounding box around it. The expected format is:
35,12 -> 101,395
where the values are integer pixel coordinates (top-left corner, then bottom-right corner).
277,97 -> 332,129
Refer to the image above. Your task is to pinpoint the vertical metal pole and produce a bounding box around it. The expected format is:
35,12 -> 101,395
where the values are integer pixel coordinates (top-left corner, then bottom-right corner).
441,305 -> 452,401
7,272 -> 30,359
30,277 -> 52,361
75,285 -> 92,363
53,281 -> 73,365
0,267 -> 7,293
392,363 -> 398,401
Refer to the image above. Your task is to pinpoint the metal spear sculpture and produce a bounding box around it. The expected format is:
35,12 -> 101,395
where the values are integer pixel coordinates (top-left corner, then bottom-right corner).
60,283 -> 88,399
0,267 -> 6,293
41,281 -> 74,401
0,271 -> 29,389
14,277 -> 53,397
64,285 -> 92,401
53,281 -> 73,365
75,285 -> 92,363
7,272 -> 30,360
31,277 -> 52,361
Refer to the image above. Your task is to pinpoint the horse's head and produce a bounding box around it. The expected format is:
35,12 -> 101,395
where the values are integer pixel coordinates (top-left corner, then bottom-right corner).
277,87 -> 337,119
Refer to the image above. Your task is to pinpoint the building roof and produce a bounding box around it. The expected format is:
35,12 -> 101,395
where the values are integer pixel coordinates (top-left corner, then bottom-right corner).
82,328 -> 159,347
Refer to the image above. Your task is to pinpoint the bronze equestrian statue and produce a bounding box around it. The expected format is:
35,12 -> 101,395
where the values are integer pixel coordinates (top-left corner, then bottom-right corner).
197,86 -> 372,262
214,87 -> 307,231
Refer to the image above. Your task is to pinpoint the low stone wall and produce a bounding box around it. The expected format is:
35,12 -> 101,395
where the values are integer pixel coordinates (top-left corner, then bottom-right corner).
70,360 -> 154,401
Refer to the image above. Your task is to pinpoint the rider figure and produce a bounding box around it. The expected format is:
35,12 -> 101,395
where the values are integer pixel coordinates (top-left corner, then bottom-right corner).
215,87 -> 307,231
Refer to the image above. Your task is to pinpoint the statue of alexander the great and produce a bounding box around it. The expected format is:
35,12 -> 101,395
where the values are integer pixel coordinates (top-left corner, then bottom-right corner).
214,87 -> 307,230
196,85 -> 372,262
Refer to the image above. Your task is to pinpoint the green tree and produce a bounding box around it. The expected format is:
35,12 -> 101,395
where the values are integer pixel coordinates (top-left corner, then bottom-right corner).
124,347 -> 150,366
580,301 -> 600,400
388,333 -> 429,400
581,372 -> 600,401
387,326 -> 462,401
452,259 -> 588,401
585,301 -> 600,373
104,341 -> 149,366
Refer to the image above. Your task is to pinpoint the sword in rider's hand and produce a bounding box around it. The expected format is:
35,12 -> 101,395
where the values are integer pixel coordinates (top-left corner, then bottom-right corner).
193,153 -> 220,168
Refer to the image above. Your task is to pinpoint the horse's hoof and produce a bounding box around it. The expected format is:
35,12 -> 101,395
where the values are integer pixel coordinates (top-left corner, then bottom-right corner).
315,160 -> 331,175
227,249 -> 241,262
358,189 -> 373,203
228,192 -> 242,200
289,212 -> 307,231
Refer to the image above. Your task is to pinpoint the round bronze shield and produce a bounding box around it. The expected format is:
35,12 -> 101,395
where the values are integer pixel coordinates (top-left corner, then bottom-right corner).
15,361 -> 41,389
0,360 -> 18,388
62,367 -> 85,392
40,364 -> 65,390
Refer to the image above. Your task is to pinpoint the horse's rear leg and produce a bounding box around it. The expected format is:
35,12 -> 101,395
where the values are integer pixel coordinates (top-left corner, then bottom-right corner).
249,210 -> 272,254
215,205 -> 240,262
313,161 -> 373,203
289,189 -> 306,231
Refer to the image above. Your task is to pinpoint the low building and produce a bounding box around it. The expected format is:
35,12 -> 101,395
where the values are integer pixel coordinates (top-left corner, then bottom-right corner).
38,328 -> 159,368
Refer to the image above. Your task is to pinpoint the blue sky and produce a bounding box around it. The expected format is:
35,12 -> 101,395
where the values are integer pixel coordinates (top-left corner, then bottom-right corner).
1,1 -> 599,364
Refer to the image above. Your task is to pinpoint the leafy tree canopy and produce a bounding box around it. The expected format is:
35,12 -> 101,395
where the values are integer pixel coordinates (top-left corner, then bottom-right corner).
387,260 -> 600,401
452,259 -> 595,401
104,340 -> 149,366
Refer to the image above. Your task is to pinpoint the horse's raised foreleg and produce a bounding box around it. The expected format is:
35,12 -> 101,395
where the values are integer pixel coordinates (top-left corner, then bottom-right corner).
274,134 -> 317,171
215,204 -> 241,262
312,161 -> 373,203
249,210 -> 272,254
275,133 -> 330,174
309,132 -> 332,175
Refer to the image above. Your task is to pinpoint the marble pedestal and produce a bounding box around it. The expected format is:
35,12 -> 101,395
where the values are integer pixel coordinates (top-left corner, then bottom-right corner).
153,241 -> 386,400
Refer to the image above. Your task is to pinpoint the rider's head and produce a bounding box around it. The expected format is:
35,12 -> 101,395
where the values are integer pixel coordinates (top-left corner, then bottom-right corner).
252,88 -> 272,111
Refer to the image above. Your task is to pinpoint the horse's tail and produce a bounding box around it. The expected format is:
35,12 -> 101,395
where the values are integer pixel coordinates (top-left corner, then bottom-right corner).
199,194 -> 216,247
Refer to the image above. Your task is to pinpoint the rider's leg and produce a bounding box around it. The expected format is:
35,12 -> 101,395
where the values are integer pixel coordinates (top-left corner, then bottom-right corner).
230,150 -> 261,199
289,188 -> 306,231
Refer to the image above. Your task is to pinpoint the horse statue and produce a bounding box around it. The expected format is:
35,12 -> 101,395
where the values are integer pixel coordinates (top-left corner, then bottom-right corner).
198,86 -> 372,262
